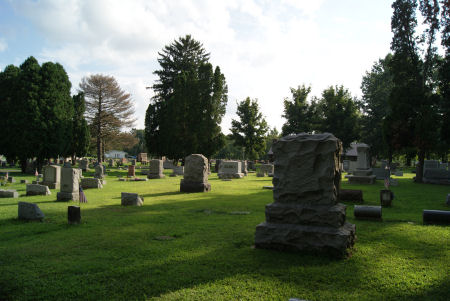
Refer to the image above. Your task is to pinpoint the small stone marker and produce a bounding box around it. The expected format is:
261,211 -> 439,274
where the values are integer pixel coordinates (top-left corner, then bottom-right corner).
81,178 -> 103,189
380,190 -> 394,207
18,201 -> 45,221
354,205 -> 382,220
339,189 -> 363,203
94,164 -> 106,180
121,192 -> 144,206
0,189 -> 18,198
180,154 -> 211,193
20,179 -> 29,184
68,206 -> 81,224
423,210 -> 450,225
26,184 -> 51,196
7,177 -> 16,183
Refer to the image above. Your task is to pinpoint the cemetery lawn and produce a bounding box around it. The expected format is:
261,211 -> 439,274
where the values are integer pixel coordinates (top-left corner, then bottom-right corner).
0,168 -> 449,301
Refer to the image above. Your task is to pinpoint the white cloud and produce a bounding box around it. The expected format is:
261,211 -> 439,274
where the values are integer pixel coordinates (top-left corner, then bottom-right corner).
10,0 -> 393,134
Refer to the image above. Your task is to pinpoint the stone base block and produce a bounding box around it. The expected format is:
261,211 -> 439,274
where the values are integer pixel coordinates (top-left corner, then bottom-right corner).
26,184 -> 51,196
265,203 -> 346,228
347,175 -> 376,184
254,222 -> 356,258
354,205 -> 382,220
81,178 -> 103,189
180,180 -> 211,193
339,189 -> 363,203
0,189 -> 18,198
18,201 -> 45,221
42,181 -> 60,189
218,173 -> 244,179
121,192 -> 144,206
147,173 -> 165,179
57,191 -> 79,202
353,169 -> 373,176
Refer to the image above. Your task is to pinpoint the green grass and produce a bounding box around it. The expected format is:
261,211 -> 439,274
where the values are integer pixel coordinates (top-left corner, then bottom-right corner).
0,167 -> 449,300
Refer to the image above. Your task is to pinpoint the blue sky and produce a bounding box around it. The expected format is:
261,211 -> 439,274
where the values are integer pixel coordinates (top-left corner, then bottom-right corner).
0,0 -> 395,133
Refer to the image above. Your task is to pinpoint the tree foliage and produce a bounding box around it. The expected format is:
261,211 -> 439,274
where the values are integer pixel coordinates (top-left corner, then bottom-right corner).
145,35 -> 227,160
230,97 -> 269,160
70,92 -> 90,160
79,74 -> 135,163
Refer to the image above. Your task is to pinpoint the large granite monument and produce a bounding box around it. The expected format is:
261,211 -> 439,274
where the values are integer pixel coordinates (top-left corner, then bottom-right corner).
254,133 -> 356,258
42,165 -> 61,189
180,154 -> 211,192
346,144 -> 376,184
57,167 -> 81,201
148,159 -> 164,179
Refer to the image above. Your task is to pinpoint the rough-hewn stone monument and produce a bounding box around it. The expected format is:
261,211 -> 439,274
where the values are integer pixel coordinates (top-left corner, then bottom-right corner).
254,133 -> 356,258
42,165 -> 61,189
57,167 -> 81,201
180,154 -> 211,192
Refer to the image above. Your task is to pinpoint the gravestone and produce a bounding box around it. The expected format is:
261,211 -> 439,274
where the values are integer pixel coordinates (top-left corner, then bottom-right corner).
131,159 -> 136,166
180,154 -> 211,192
255,133 -> 355,258
148,159 -> 164,179
121,192 -> 144,206
18,202 -> 45,221
347,144 -> 376,184
0,189 -> 18,198
81,178 -> 103,189
343,160 -> 350,172
215,159 -> 222,173
172,166 -> 184,176
20,179 -> 29,184
127,165 -> 136,177
372,167 -> 389,180
137,153 -> 148,164
354,205 -> 382,220
42,165 -> 61,189
248,161 -> 255,171
218,161 -> 244,179
26,184 -> 51,196
241,160 -> 248,176
108,159 -> 114,167
163,160 -> 175,169
80,159 -> 89,172
7,177 -> 16,183
94,164 -> 106,180
57,167 -> 81,201
25,160 -> 36,174
260,164 -> 274,176
439,162 -> 448,170
68,206 -> 81,224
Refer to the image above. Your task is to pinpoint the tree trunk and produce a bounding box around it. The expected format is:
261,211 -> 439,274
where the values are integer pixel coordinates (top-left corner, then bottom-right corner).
416,149 -> 425,183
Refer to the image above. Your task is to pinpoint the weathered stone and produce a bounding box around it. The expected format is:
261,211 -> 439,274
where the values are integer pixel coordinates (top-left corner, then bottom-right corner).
18,201 -> 45,220
137,153 -> 148,163
163,160 -> 175,169
57,167 -> 81,201
265,203 -> 346,228
121,192 -> 144,206
380,189 -> 393,207
42,165 -> 61,189
20,179 -> 29,184
26,184 -> 51,196
343,160 -> 350,172
0,189 -> 18,198
422,210 -> 450,225
255,222 -> 356,258
68,206 -> 81,224
423,168 -> 450,184
94,164 -> 106,179
131,159 -> 136,166
127,165 -> 136,177
81,178 -> 103,189
215,159 -> 221,173
372,168 -> 389,180
180,154 -> 210,193
260,164 -> 274,176
218,161 -> 244,179
255,133 -> 355,258
148,159 -> 164,179
354,205 -> 382,220
80,159 -> 89,172
347,144 -> 376,185
339,189 -> 363,203
241,160 -> 248,175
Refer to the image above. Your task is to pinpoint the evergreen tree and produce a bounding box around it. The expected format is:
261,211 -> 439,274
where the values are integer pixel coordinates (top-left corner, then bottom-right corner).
79,74 -> 135,163
230,97 -> 269,160
145,35 -> 227,161
70,92 -> 90,161
317,86 -> 361,150
439,0 -> 450,160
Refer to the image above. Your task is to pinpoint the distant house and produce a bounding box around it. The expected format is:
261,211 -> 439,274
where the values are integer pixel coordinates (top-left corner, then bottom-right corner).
105,150 -> 127,159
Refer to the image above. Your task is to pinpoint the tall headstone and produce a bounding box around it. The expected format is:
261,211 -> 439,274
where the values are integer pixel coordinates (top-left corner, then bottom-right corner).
241,160 -> 248,176
94,164 -> 105,179
148,159 -> 164,179
80,159 -> 89,172
180,154 -> 211,192
347,144 -> 376,184
42,165 -> 61,189
254,133 -> 356,258
218,161 -> 244,179
215,159 -> 222,173
127,165 -> 136,177
137,153 -> 148,164
57,167 -> 81,201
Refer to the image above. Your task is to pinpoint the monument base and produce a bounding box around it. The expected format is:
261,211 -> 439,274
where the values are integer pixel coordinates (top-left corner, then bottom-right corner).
218,173 -> 244,179
57,191 -> 79,202
255,221 -> 356,258
180,180 -> 211,192
347,175 -> 376,184
147,173 -> 165,179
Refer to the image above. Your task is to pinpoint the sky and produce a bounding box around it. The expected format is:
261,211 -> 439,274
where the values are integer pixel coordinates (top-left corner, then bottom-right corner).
0,0 -> 394,134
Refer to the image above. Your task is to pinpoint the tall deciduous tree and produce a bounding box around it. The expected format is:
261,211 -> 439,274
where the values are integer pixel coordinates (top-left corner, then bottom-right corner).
281,85 -> 319,136
70,92 -> 90,162
79,74 -> 135,163
317,86 -> 361,150
230,97 -> 269,160
439,0 -> 450,160
145,35 -> 227,161
360,54 -> 394,159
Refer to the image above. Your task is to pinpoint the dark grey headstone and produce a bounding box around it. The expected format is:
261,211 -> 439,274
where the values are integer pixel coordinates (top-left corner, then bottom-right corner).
68,206 -> 81,224
354,205 -> 382,220
18,202 -> 45,221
